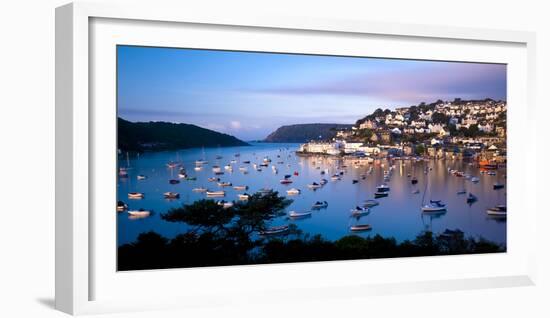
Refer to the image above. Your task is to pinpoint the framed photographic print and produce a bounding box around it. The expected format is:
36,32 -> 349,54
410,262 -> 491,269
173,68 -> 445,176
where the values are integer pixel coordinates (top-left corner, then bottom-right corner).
56,2 -> 537,315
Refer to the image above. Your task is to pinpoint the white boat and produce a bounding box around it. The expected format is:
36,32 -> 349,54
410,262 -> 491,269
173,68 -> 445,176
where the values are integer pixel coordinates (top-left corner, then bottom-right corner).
224,165 -> 233,170
127,192 -> 144,199
487,205 -> 507,216
289,211 -> 312,218
330,174 -> 341,181
233,185 -> 248,191
411,189 -> 420,194
217,200 -> 234,209
239,166 -> 248,172
217,182 -> 232,187
194,166 -> 203,171
351,206 -> 370,217
307,182 -> 322,189
350,224 -> 372,232
116,201 -> 128,212
136,175 -> 147,180
471,177 -> 480,183
286,188 -> 301,195
376,184 -> 390,192
163,192 -> 180,199
363,199 -> 379,207
230,159 -> 237,164
259,225 -> 289,235
320,178 -> 328,185
119,167 -> 128,177
206,191 -> 225,197
127,209 -> 151,217
195,159 -> 208,165
208,177 -> 220,182
192,187 -> 207,192
421,200 -> 447,213
212,166 -> 222,173
238,193 -> 250,201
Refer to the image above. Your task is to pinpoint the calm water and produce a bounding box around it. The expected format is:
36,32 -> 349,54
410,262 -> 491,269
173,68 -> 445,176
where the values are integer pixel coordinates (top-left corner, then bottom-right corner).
117,143 -> 506,247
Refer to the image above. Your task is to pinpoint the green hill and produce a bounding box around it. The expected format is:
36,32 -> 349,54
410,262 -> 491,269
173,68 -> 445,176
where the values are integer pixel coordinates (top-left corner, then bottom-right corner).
264,123 -> 353,143
118,117 -> 249,152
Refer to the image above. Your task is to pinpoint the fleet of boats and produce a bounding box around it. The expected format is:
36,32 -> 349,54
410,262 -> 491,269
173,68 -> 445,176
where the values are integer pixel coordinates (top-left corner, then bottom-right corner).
119,149 -> 506,237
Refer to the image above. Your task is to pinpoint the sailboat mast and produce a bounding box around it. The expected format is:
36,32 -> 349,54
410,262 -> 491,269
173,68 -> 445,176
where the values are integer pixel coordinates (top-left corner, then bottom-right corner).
421,170 -> 429,206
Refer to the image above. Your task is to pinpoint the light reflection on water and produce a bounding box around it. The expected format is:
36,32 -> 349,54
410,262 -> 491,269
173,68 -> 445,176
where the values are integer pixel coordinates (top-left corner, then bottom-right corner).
117,142 -> 506,247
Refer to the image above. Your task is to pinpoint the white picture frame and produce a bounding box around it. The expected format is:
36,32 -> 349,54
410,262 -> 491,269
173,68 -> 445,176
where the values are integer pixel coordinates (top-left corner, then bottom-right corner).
56,1 -> 537,315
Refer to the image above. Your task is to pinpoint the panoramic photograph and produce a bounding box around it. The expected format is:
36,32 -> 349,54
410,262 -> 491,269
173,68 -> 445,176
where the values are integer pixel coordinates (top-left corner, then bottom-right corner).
116,45 -> 507,271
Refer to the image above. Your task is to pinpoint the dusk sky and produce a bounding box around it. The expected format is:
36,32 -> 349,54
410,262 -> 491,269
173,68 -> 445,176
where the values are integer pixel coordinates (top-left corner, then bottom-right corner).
117,45 -> 506,140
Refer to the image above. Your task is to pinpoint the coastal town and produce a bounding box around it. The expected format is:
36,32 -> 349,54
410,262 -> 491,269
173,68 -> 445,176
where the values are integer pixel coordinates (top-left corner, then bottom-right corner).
298,98 -> 506,165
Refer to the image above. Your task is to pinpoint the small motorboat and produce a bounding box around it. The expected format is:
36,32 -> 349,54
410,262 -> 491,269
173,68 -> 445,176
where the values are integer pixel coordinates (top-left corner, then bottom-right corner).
238,193 -> 250,201
217,181 -> 232,187
233,185 -> 248,191
374,192 -> 389,198
487,205 -> 507,216
411,189 -> 420,194
411,177 -> 418,185
137,175 -> 147,180
163,192 -> 180,199
212,166 -> 222,173
217,200 -> 234,209
330,174 -> 341,181
363,199 -> 379,207
293,171 -> 299,176
186,176 -> 197,181
422,200 -> 447,213
280,179 -> 293,184
230,159 -> 237,164
466,192 -> 478,203
487,171 -> 497,176
169,179 -> 180,184
286,188 -> 301,195
224,165 -> 233,171
471,177 -> 480,183
194,166 -> 203,171
320,178 -> 328,185
493,183 -> 505,190
208,177 -> 220,182
215,155 -> 223,160
239,166 -> 248,172
243,160 -> 251,164
376,184 -> 390,192
307,182 -> 322,189
206,190 -> 225,197
457,189 -> 467,195
119,167 -> 128,177
352,179 -> 359,184
127,209 -> 151,217
128,192 -> 144,199
289,211 -> 312,218
178,172 -> 188,179
259,225 -> 289,236
350,224 -> 372,232
312,201 -> 328,209
192,187 -> 207,192
350,206 -> 370,217
116,201 -> 128,212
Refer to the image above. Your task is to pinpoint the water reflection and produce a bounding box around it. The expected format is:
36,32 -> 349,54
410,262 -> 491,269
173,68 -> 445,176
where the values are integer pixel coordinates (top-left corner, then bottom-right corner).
117,143 -> 506,247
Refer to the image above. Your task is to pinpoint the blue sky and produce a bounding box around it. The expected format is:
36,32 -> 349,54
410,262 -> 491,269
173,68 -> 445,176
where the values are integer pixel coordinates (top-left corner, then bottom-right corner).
118,45 -> 506,140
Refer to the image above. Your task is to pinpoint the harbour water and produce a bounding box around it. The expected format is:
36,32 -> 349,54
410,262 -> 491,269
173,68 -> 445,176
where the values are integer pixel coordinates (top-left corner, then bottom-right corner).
117,142 -> 506,247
